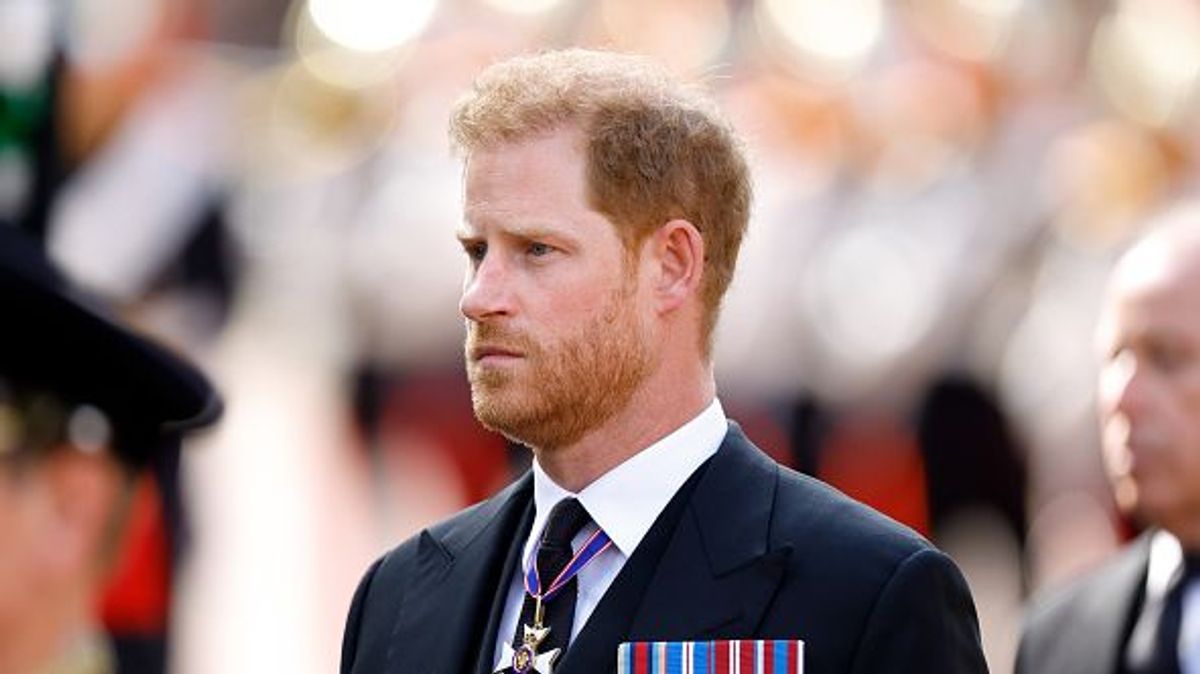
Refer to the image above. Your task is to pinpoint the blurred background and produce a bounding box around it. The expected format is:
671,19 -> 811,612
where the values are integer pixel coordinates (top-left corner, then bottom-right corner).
3,0 -> 1200,671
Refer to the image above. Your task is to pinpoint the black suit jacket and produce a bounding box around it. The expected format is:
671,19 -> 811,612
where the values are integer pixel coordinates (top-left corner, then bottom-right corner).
1017,536 -> 1150,674
341,423 -> 988,673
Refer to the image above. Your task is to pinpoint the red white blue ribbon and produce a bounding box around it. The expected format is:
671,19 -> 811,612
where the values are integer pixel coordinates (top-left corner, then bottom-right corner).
617,640 -> 804,674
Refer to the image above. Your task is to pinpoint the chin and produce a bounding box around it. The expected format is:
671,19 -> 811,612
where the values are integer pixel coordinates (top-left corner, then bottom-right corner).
472,394 -> 539,442
473,400 -> 593,452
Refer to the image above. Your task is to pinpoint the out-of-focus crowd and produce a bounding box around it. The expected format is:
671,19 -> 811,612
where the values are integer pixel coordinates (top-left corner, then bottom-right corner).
3,0 -> 1199,672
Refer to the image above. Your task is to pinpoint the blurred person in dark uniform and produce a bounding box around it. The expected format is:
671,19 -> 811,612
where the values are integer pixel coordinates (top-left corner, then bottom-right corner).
1019,199 -> 1200,673
0,227 -> 220,674
2,4 -> 235,668
341,49 -> 986,674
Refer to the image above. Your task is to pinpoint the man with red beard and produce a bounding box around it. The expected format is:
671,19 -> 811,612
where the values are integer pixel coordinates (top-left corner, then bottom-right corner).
341,49 -> 987,674
1019,200 -> 1200,674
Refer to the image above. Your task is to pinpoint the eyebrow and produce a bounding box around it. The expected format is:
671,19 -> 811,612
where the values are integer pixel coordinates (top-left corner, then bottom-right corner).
455,224 -> 579,248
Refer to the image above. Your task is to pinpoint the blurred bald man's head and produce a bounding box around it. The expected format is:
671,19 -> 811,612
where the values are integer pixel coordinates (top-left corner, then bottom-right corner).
1097,198 -> 1200,547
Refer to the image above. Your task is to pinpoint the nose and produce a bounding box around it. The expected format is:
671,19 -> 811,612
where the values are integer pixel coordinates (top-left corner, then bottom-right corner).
1100,352 -> 1148,421
459,253 -> 513,322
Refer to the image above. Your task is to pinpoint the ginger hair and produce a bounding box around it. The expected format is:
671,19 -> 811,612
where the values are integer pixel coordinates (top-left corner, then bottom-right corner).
449,49 -> 752,355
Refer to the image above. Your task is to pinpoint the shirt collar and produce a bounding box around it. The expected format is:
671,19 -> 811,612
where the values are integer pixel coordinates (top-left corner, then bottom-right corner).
528,397 -> 727,559
1148,529 -> 1187,600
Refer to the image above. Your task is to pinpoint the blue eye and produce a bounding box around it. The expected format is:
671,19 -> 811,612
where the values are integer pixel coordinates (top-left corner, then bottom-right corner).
528,242 -> 552,257
464,242 -> 487,261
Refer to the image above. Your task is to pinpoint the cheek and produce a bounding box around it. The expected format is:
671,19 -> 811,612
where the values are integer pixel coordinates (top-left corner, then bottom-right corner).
1149,382 -> 1200,486
0,491 -> 46,607
1167,374 -> 1200,440
537,277 -> 625,328
1167,450 -> 1200,508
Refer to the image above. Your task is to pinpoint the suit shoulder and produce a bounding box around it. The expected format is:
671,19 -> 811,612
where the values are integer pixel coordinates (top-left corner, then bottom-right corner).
341,482 -> 529,673
754,463 -> 986,672
772,464 -> 933,563
1020,540 -> 1147,670
371,485 -> 525,585
1026,542 -> 1144,627
765,464 -> 961,622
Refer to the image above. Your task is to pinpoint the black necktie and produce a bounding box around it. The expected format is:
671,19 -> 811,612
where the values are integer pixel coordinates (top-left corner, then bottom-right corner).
1126,554 -> 1200,674
508,497 -> 591,672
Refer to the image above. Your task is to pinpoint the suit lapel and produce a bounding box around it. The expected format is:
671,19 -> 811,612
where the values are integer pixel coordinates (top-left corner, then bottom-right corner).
1031,535 -> 1148,674
473,494 -> 535,674
1088,537 -> 1150,674
555,424 -> 789,672
629,423 -> 790,639
388,475 -> 534,674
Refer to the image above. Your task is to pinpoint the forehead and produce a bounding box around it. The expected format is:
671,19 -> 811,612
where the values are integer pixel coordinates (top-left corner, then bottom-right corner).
461,128 -> 591,227
1101,237 -> 1200,341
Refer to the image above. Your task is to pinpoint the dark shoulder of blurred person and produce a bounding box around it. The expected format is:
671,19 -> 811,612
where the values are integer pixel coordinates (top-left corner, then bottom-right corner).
0,226 -> 221,674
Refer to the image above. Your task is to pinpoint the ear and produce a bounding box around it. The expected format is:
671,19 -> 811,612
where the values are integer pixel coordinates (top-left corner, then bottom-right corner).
40,450 -> 123,577
649,218 -> 705,314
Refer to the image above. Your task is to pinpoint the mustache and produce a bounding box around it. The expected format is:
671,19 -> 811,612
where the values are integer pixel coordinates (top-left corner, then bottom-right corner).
465,323 -> 539,359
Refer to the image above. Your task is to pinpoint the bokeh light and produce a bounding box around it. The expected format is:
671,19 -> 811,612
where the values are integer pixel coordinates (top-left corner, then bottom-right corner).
757,0 -> 885,81
66,0 -> 163,70
1041,120 -> 1172,249
903,0 -> 1025,63
237,62 -> 397,181
585,0 -> 731,75
0,0 -> 56,86
306,0 -> 438,53
801,225 -> 940,397
1089,0 -> 1200,128
482,0 -> 567,16
852,59 -> 987,192
293,0 -> 421,89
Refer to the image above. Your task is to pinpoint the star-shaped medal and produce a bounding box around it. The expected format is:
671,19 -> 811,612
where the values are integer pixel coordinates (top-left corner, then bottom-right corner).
523,623 -> 550,648
495,624 -> 561,674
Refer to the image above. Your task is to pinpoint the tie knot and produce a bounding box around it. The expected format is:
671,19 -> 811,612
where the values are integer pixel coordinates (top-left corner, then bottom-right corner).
540,498 -> 590,551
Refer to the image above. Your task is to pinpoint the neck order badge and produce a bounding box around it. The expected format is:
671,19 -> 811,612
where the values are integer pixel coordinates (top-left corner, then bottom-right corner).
617,640 -> 804,674
502,528 -> 613,674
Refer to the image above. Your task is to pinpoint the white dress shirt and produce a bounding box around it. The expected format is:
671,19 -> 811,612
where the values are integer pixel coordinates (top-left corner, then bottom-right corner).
490,398 -> 728,671
1141,530 -> 1200,673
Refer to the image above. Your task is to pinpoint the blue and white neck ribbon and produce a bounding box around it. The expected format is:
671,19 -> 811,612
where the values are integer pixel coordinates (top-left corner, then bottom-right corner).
524,526 -> 613,603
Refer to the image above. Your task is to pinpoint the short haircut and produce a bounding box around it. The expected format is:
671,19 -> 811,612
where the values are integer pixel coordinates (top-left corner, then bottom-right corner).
449,48 -> 752,354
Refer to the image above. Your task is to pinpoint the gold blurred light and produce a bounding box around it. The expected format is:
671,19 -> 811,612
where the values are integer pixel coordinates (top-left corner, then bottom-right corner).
306,0 -> 438,53
292,0 -> 420,89
903,0 -> 1025,62
854,59 -> 987,192
482,0 -> 566,15
993,2 -> 1083,90
721,73 -> 848,196
237,61 -> 398,181
757,0 -> 884,81
1042,120 -> 1172,249
596,0 -> 731,74
1090,0 -> 1200,128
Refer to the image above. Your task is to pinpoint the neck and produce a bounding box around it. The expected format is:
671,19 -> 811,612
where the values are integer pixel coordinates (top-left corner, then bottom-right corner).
533,360 -> 716,492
